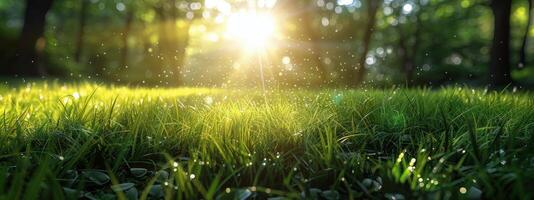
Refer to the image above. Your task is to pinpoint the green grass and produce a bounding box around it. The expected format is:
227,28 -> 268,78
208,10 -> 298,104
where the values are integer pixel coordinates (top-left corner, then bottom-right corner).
0,82 -> 533,199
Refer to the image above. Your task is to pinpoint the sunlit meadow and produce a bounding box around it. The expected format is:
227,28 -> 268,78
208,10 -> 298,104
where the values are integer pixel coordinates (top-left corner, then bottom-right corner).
0,82 -> 533,199
2,0 -> 534,199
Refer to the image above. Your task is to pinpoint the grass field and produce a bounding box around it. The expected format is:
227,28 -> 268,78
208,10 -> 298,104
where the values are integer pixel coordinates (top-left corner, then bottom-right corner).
0,82 -> 533,199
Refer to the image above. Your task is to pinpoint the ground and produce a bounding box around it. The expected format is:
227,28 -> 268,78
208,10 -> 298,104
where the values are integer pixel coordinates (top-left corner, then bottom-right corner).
0,82 -> 533,199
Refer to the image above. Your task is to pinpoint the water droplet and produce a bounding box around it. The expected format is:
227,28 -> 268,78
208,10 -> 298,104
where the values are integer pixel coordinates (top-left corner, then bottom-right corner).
204,96 -> 213,105
72,92 -> 80,100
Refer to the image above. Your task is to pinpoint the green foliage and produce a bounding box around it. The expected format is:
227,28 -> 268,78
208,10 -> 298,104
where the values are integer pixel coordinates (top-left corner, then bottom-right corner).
2,0 -> 532,86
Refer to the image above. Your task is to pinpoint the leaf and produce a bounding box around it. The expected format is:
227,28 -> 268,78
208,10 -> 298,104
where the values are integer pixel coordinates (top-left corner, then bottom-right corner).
376,176 -> 383,185
149,185 -> 164,199
321,190 -> 340,200
362,178 -> 373,188
130,168 -> 147,178
267,197 -> 287,200
82,170 -> 110,186
63,187 -> 83,199
84,192 -> 98,200
60,170 -> 79,186
111,183 -> 135,192
216,188 -> 252,200
300,188 -> 321,200
468,187 -> 482,200
361,178 -> 381,192
155,170 -> 169,183
85,192 -> 117,200
124,187 -> 139,200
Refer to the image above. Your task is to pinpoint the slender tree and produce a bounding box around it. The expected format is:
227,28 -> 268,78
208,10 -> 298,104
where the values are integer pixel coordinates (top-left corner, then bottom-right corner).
489,0 -> 513,87
300,2 -> 328,85
168,0 -> 190,85
519,0 -> 533,69
397,0 -> 423,87
120,10 -> 134,69
353,0 -> 380,87
274,0 -> 328,86
5,0 -> 54,76
74,0 -> 89,63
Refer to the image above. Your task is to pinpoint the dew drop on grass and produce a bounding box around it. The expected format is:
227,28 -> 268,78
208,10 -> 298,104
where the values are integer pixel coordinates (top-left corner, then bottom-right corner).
189,174 -> 195,180
409,158 -> 416,165
73,92 -> 80,100
204,96 -> 213,105
459,187 -> 467,194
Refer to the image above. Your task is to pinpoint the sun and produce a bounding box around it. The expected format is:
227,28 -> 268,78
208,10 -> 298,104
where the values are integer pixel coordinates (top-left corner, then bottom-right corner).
225,11 -> 277,50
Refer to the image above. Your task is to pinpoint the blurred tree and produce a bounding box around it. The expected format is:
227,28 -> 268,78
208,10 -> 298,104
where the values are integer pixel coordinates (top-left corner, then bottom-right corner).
119,9 -> 134,69
74,0 -> 89,63
396,0 -> 423,87
3,0 -> 54,76
152,0 -> 199,85
275,0 -> 328,86
300,2 -> 328,85
519,0 -> 533,69
489,0 -> 513,87
354,0 -> 380,87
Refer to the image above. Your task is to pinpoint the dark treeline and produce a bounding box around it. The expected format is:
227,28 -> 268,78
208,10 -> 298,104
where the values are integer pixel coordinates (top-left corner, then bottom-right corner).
0,0 -> 532,88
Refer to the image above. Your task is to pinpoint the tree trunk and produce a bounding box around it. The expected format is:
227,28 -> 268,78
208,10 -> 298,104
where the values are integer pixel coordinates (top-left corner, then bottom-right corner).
353,0 -> 379,87
398,30 -> 413,87
6,0 -> 54,76
168,0 -> 187,85
300,4 -> 328,85
275,0 -> 328,86
489,0 -> 513,87
174,23 -> 190,86
519,0 -> 532,69
120,11 -> 133,69
74,0 -> 88,63
400,1 -> 423,87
